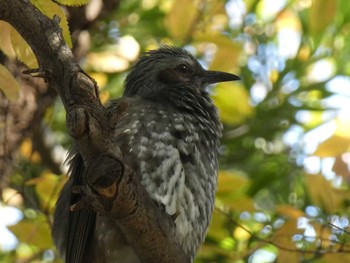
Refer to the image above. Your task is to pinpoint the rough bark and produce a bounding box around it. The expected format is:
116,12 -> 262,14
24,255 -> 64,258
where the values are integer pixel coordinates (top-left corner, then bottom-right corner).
0,0 -> 189,262
0,0 -> 121,192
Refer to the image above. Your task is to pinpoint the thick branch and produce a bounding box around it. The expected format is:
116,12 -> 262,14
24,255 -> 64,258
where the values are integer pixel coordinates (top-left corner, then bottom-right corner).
0,0 -> 189,262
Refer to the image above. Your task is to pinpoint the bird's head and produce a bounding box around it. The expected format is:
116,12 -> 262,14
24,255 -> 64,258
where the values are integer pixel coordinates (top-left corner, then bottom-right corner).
123,46 -> 240,98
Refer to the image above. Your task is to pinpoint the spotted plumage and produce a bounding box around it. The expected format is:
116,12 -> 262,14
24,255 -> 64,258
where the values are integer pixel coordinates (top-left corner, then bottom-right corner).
52,46 -> 240,262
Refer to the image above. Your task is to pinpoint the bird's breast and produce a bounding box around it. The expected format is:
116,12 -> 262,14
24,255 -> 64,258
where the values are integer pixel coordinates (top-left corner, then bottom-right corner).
112,100 -> 219,256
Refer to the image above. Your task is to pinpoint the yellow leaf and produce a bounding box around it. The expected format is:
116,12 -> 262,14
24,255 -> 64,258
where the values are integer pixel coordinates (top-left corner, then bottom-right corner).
212,83 -> 254,125
277,250 -> 302,263
217,171 -> 254,211
335,118 -> 350,138
297,46 -> 311,61
305,174 -> 350,213
89,72 -> 108,88
303,111 -> 324,129
313,134 -> 350,157
19,139 -> 33,159
0,64 -> 20,100
322,253 -> 350,262
195,34 -> 241,72
31,0 -> 72,48
165,0 -> 198,41
309,0 -> 336,37
0,21 -> 15,59
276,205 -> 305,219
26,172 -> 66,213
19,139 -> 41,162
9,217 -> 52,249
2,188 -> 23,206
309,221 -> 332,249
55,0 -> 90,6
100,91 -> 110,105
218,170 -> 249,193
314,118 -> 350,157
11,28 -> 38,68
332,156 -> 350,181
233,224 -> 251,241
274,219 -> 303,244
85,51 -> 129,72
276,10 -> 301,32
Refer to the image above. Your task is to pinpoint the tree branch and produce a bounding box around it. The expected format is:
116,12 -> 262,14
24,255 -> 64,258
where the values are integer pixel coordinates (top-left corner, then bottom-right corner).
0,1 -> 189,262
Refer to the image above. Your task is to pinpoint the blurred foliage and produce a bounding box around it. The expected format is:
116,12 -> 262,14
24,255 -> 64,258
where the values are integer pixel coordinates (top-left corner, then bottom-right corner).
2,0 -> 350,262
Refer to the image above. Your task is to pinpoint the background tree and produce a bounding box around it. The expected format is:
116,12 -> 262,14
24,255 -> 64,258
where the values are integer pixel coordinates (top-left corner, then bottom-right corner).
1,0 -> 350,262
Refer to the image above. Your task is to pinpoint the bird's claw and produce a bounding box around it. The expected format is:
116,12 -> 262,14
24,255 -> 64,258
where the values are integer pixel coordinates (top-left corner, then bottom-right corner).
70,185 -> 93,212
70,183 -> 113,215
23,68 -> 49,80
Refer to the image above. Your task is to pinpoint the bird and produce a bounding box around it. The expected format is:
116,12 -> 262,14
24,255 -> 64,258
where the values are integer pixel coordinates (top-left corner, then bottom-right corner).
52,46 -> 240,263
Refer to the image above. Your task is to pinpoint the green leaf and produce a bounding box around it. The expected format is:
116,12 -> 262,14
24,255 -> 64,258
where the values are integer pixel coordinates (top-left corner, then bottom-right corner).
31,0 -> 72,48
0,64 -> 20,100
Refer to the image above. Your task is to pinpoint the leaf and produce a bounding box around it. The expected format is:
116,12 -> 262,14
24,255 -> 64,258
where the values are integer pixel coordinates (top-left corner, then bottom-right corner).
89,72 -> 108,88
276,9 -> 302,32
31,0 -> 72,48
218,170 -> 249,193
10,28 -> 38,69
0,64 -> 20,100
276,205 -> 305,219
332,156 -> 350,183
308,0 -> 336,39
322,253 -> 350,262
55,0 -> 91,6
313,119 -> 350,157
276,247 -> 301,262
26,172 -> 66,213
10,0 -> 73,68
273,218 -> 303,243
212,83 -> 254,125
165,0 -> 198,41
305,174 -> 350,214
217,171 -> 255,211
207,209 -> 231,242
9,217 -> 52,249
0,21 -> 15,59
313,134 -> 350,157
85,51 -> 130,72
195,34 -> 241,72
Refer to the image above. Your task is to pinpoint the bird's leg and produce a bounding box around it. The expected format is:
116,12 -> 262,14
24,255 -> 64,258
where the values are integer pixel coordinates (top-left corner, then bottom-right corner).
68,155 -> 125,217
69,185 -> 91,212
69,179 -> 114,215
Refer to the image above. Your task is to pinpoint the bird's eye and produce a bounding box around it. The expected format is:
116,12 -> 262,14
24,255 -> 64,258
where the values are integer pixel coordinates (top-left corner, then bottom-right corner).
176,64 -> 190,74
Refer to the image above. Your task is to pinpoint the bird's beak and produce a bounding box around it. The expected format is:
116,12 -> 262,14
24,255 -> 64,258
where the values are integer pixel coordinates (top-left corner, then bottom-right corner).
202,70 -> 240,84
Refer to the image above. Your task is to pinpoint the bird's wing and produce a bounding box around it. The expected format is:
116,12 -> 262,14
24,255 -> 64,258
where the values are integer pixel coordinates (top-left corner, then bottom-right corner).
65,151 -> 97,263
52,149 -> 97,263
